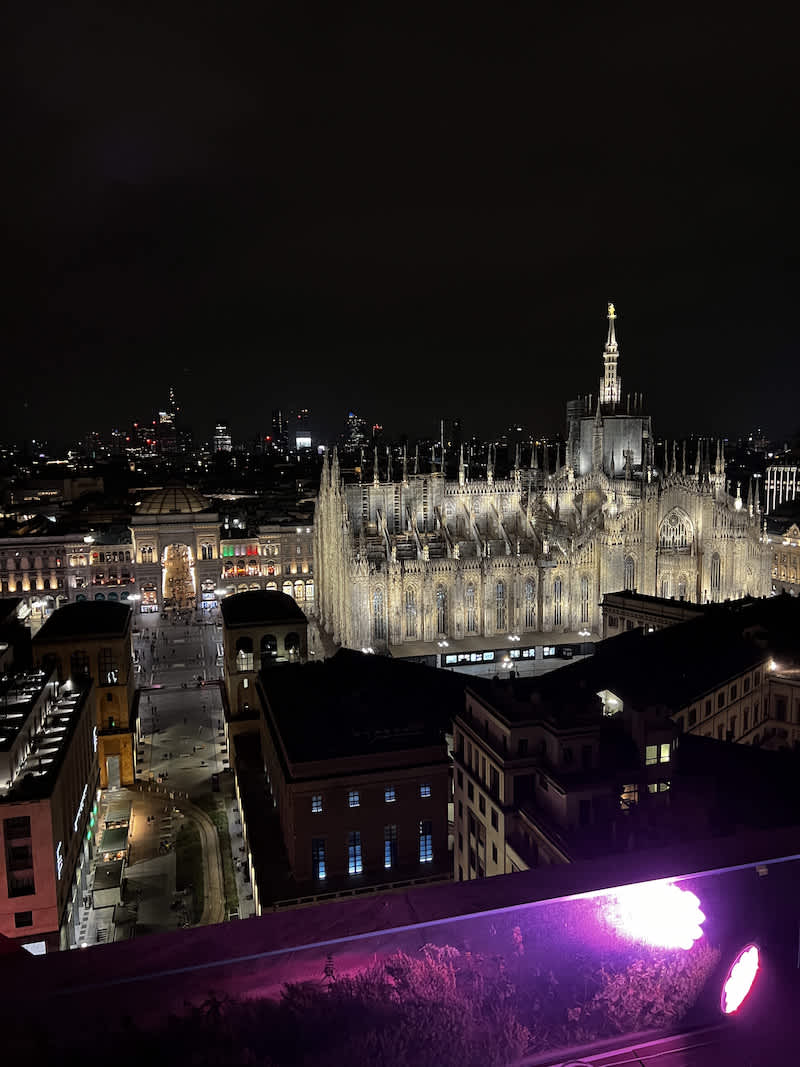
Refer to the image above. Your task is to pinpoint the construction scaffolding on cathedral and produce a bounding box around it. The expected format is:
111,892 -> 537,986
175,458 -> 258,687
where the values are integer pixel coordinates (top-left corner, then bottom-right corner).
315,305 -> 771,661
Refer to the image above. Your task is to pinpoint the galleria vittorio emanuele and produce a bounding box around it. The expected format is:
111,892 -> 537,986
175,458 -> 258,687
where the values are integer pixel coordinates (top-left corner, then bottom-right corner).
314,306 -> 771,653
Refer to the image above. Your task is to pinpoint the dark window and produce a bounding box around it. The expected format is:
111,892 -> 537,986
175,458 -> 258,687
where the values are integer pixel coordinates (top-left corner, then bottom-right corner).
478,795 -> 486,815
730,684 -> 738,701
456,769 -> 463,788
98,647 -> 119,686
743,676 -> 751,694
776,697 -> 788,721
489,766 -> 500,798
688,707 -> 697,727
705,700 -> 712,718
14,911 -> 33,928
717,724 -> 724,740
491,808 -> 499,831
70,650 -> 90,679
517,738 -> 528,757
491,843 -> 498,864
467,782 -> 474,801
3,816 -> 31,840
717,692 -> 725,709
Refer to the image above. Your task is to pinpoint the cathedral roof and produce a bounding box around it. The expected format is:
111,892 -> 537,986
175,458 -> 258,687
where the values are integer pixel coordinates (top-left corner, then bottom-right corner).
135,485 -> 211,515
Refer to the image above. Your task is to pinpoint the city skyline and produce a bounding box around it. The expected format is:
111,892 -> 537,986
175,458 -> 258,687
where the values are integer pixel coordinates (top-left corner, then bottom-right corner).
6,8 -> 798,443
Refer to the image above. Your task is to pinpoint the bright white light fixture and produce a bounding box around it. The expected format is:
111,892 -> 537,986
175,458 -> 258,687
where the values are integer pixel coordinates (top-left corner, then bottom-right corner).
721,944 -> 760,1014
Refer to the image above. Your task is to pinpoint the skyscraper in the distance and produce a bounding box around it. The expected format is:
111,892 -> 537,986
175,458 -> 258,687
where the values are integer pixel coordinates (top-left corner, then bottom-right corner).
213,423 -> 232,453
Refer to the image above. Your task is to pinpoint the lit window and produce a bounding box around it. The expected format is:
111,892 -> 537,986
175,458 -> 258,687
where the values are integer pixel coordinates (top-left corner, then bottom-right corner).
348,790 -> 360,808
419,783 -> 431,798
312,838 -> 326,880
384,787 -> 396,803
419,819 -> 433,863
384,825 -> 397,869
660,742 -> 670,763
645,744 -> 669,766
348,831 -> 363,874
311,794 -> 323,814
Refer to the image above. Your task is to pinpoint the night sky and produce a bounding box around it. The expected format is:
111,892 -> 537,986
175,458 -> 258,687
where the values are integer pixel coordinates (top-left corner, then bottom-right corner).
6,5 -> 799,446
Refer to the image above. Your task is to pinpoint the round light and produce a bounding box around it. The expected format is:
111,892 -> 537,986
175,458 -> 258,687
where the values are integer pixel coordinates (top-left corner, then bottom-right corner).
721,944 -> 760,1015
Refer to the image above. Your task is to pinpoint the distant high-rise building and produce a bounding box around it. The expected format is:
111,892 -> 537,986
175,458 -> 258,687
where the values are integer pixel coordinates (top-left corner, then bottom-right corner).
213,423 -> 233,453
344,411 -> 369,448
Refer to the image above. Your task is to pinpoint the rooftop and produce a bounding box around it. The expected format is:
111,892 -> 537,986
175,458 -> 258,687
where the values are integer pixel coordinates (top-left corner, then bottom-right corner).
260,648 -> 464,763
35,600 -> 132,642
220,589 -> 307,628
0,673 -> 92,801
135,485 -> 211,515
466,611 -> 774,726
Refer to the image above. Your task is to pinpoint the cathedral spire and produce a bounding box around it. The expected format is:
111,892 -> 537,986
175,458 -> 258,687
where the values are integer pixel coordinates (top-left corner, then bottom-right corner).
459,444 -> 466,488
402,444 -> 408,486
694,439 -> 701,478
331,446 -> 340,489
373,446 -> 379,486
682,440 -> 687,477
601,302 -> 621,408
386,445 -> 392,483
358,446 -> 365,482
487,443 -> 494,486
321,449 -> 330,491
414,444 -> 420,475
747,476 -> 753,516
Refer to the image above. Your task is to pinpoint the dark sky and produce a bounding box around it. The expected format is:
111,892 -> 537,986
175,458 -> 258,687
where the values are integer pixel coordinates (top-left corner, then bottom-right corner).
6,4 -> 799,446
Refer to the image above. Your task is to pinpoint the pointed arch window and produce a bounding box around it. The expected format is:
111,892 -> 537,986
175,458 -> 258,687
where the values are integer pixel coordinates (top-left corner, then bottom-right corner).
624,556 -> 635,591
553,578 -> 562,626
465,584 -> 477,633
405,588 -> 417,638
580,575 -> 590,625
524,578 -> 536,629
660,576 -> 671,599
677,575 -> 688,600
373,588 -> 386,640
659,511 -> 692,549
436,587 -> 448,635
711,553 -> 721,602
495,581 -> 506,631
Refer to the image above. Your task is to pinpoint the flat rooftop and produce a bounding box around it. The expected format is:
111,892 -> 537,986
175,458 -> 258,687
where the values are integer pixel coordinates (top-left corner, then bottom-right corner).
36,600 -> 131,641
0,675 -> 92,801
466,612 -> 772,725
260,649 -> 464,763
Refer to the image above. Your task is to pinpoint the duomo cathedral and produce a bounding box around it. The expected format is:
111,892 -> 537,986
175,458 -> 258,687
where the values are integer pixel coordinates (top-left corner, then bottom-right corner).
315,305 -> 771,651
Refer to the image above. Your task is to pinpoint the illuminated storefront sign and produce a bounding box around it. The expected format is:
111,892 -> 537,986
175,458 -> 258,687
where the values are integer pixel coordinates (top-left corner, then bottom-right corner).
92,726 -> 97,752
56,841 -> 63,879
73,784 -> 89,832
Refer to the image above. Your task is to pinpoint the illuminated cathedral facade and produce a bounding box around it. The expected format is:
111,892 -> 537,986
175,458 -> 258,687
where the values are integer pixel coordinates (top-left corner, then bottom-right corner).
315,306 -> 771,652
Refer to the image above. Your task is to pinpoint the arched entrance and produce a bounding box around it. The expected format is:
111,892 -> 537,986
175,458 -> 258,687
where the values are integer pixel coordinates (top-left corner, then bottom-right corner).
161,543 -> 196,612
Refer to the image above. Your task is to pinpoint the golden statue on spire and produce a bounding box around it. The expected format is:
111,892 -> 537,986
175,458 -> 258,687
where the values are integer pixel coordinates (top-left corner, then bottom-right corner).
608,302 -> 616,318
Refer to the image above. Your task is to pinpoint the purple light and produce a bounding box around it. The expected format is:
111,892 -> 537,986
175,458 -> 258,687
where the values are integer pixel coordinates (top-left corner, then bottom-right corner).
605,881 -> 706,950
721,944 -> 759,1014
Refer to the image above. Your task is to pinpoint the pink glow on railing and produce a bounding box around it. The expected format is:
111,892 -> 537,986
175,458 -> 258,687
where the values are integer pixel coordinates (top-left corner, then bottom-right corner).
605,882 -> 706,950
721,944 -> 760,1014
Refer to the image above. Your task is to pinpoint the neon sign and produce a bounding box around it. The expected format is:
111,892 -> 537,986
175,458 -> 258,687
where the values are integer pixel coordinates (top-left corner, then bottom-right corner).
56,841 -> 63,879
92,726 -> 97,753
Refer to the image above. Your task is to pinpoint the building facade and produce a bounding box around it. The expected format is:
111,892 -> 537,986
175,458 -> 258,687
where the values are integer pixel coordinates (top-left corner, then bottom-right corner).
0,670 -> 98,952
220,589 -> 309,721
315,306 -> 771,653
33,602 -> 137,789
